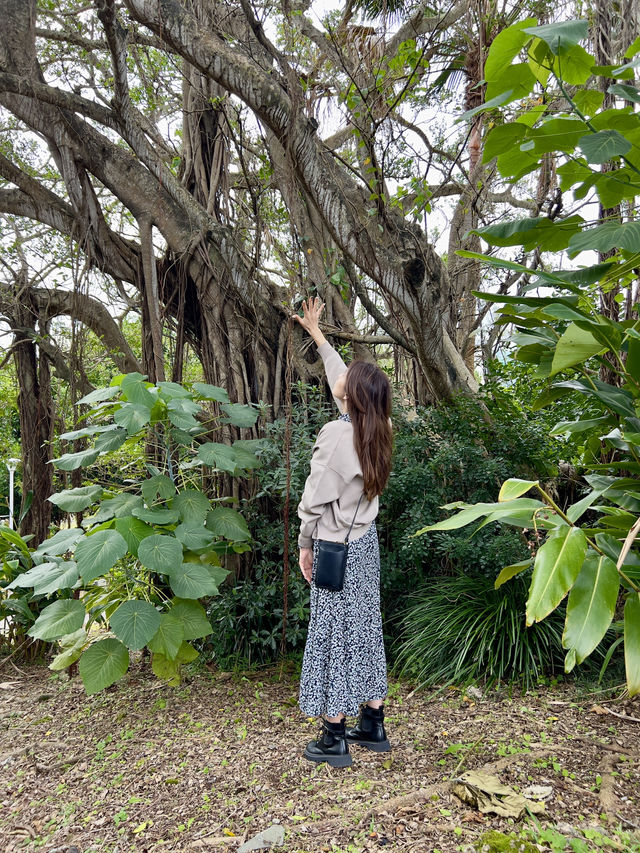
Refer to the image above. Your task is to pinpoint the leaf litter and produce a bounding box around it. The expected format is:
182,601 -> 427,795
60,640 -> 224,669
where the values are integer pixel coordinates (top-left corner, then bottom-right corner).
0,661 -> 638,852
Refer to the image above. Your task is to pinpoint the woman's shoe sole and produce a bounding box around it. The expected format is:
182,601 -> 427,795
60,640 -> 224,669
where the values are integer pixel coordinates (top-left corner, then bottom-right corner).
347,739 -> 391,752
303,749 -> 353,767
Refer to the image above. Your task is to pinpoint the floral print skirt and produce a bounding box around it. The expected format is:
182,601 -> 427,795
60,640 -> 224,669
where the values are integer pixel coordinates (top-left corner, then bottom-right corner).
299,522 -> 387,717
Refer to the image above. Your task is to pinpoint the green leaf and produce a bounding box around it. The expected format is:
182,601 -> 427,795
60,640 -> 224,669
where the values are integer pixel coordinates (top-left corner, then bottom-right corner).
232,441 -> 262,471
563,552 -> 619,669
522,20 -> 588,54
175,640 -> 198,663
473,216 -> 584,252
485,63 -> 536,104
483,123 -> 527,163
220,403 -> 259,428
48,485 -> 102,512
89,494 -> 144,523
197,442 -> 238,473
35,527 -> 84,557
28,599 -> 85,641
132,506 -> 180,525
114,516 -> 155,557
137,534 -> 184,573
552,378 -> 636,418
172,490 -> 212,524
624,594 -> 640,696
110,600 -> 161,650
568,220 -> 640,256
8,562 -> 63,590
49,629 -> 88,671
608,83 -> 640,103
206,507 -> 251,541
157,381 -> 192,399
151,652 -> 181,686
169,563 -> 221,598
167,397 -> 201,430
171,599 -> 212,640
550,323 -> 608,375
495,559 -> 532,589
174,522 -> 215,550
414,499 -> 544,534
76,385 -> 120,406
578,130 -> 632,164
484,18 -> 537,80
147,612 -> 184,659
114,403 -> 152,435
526,527 -> 588,625
498,479 -> 539,501
121,373 -> 156,407
93,428 -> 128,453
51,447 -> 100,471
192,382 -> 230,403
33,561 -> 79,595
141,475 -> 176,504
549,416 -> 612,436
551,44 -> 595,86
75,530 -> 128,582
79,638 -> 129,695
458,90 -> 515,122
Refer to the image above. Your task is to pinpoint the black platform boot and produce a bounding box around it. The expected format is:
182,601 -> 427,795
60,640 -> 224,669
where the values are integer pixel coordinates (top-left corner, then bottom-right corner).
346,704 -> 391,752
303,718 -> 353,767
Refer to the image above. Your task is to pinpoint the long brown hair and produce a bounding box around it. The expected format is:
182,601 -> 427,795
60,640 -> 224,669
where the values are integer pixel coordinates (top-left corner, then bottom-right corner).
344,361 -> 393,501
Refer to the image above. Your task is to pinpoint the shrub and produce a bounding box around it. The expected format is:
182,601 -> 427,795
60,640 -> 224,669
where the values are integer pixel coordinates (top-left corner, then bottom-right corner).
394,572 -> 566,690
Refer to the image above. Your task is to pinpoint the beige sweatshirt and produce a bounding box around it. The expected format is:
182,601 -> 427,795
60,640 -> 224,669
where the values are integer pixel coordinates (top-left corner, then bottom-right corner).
297,342 -> 378,548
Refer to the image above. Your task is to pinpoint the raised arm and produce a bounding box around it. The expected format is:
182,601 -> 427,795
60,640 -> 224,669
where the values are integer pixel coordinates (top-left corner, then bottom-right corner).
293,296 -> 348,413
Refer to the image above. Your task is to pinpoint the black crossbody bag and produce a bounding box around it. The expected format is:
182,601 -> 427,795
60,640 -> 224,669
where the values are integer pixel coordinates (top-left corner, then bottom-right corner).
314,495 -> 363,592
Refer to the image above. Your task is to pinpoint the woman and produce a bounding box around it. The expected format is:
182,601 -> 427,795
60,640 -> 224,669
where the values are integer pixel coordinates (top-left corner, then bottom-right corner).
293,296 -> 393,768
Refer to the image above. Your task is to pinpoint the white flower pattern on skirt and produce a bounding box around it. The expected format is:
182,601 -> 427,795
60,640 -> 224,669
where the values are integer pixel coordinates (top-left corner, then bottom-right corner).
299,519 -> 388,718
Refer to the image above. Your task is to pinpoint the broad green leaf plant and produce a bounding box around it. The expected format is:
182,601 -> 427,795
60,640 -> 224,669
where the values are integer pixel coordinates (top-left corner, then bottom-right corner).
417,20 -> 640,695
9,373 -> 261,694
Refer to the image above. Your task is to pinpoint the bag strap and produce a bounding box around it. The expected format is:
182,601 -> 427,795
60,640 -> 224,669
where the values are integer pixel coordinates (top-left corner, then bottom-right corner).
344,493 -> 364,544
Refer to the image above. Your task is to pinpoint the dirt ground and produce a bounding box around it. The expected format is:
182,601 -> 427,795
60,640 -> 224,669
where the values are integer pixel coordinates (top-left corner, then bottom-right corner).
0,661 -> 639,853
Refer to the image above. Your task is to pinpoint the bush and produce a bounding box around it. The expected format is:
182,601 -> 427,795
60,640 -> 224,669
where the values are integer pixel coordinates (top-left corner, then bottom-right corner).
394,572 -> 566,690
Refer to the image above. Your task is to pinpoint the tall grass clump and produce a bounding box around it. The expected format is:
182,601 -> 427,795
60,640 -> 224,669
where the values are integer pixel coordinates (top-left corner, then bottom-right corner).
394,572 -> 566,690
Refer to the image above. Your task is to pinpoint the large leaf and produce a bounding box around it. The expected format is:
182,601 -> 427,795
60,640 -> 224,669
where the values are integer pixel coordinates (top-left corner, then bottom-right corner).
167,397 -> 201,430
93,427 -> 128,453
28,599 -> 85,641
8,562 -> 60,590
169,563 -> 222,598
494,559 -> 532,589
562,552 -> 619,669
137,534 -> 184,573
552,378 -> 636,418
51,448 -> 100,471
147,612 -> 184,659
414,498 -> 544,533
221,403 -> 259,428
174,522 -> 215,550
206,506 -> 252,541
114,516 -> 155,557
568,220 -> 640,257
89,494 -> 144,523
624,594 -> 640,697
79,638 -> 129,695
75,530 -> 128,582
171,598 -> 212,640
49,629 -> 88,671
110,600 -> 161,650
522,20 -> 588,54
172,489 -> 211,524
473,215 -> 583,252
498,479 -> 538,501
48,485 -> 102,512
197,442 -> 238,473
484,18 -> 537,80
121,373 -> 156,407
550,323 -> 608,375
141,475 -> 176,504
151,651 -> 181,686
526,527 -> 588,625
33,561 -> 79,596
132,506 -> 180,525
549,416 -> 612,436
578,130 -> 632,164
114,402 -> 152,435
76,385 -> 120,406
35,527 -> 85,557
192,382 -> 229,403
